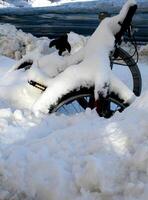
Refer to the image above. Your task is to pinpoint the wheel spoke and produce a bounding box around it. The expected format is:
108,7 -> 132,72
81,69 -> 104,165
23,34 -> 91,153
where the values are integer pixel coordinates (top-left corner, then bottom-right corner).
62,105 -> 70,114
71,102 -> 79,113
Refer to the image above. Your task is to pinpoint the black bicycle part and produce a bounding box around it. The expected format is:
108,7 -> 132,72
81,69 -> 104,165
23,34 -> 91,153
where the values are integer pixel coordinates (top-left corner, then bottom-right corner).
28,80 -> 47,91
16,60 -> 33,71
111,47 -> 142,97
48,87 -> 127,118
49,34 -> 71,56
115,4 -> 137,45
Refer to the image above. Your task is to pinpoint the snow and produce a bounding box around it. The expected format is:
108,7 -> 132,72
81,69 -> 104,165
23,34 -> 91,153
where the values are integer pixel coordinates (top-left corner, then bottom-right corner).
0,0 -> 147,8
0,30 -> 88,110
0,24 -> 52,60
0,85 -> 148,199
0,0 -> 148,199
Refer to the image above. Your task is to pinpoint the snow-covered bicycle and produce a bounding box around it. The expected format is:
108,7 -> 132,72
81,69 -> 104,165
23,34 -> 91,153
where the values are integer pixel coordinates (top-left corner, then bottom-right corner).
29,45 -> 141,118
27,1 -> 141,118
9,0 -> 141,118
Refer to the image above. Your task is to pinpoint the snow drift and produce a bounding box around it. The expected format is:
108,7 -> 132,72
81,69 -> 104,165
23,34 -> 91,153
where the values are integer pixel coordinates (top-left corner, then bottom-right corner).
0,24 -> 52,60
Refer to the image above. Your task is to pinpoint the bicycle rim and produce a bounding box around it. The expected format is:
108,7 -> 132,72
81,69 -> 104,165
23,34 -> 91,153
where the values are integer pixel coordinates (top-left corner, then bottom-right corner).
50,90 -> 125,116
113,48 -> 142,96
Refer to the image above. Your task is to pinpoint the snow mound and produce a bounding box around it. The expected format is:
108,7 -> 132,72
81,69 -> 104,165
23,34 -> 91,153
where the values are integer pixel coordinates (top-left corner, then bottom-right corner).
0,24 -> 51,59
0,91 -> 148,200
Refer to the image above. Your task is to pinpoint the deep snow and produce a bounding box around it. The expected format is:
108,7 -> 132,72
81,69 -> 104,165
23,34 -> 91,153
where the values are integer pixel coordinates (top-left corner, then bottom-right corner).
0,0 -> 148,199
0,56 -> 148,200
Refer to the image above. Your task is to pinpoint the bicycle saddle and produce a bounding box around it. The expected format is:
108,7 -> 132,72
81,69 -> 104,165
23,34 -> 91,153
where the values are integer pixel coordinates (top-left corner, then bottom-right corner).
49,34 -> 71,56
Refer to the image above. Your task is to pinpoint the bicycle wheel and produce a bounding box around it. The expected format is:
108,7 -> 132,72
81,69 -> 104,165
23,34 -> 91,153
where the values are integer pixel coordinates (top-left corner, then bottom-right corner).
112,47 -> 142,96
49,87 -> 126,117
49,47 -> 141,117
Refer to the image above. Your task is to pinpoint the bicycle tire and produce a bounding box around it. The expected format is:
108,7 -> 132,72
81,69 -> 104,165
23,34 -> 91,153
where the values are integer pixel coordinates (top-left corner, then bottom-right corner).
113,47 -> 142,96
49,87 -> 127,117
49,47 -> 142,116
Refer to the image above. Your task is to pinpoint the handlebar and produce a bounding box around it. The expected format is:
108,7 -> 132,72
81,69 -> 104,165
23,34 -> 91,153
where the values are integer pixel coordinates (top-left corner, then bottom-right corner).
115,4 -> 137,45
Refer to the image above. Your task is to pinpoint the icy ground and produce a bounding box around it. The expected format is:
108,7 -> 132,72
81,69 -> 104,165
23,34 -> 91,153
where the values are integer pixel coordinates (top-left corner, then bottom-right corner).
0,22 -> 148,200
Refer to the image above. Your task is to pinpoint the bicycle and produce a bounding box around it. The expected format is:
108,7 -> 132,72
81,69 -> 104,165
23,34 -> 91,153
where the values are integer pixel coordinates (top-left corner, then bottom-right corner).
28,3 -> 142,118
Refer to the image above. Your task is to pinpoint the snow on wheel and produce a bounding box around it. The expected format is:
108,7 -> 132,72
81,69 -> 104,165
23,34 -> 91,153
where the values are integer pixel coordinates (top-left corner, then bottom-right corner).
49,47 -> 141,117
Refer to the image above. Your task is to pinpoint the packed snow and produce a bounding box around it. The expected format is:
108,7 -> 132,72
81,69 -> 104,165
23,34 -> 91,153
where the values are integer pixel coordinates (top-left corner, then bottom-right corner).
0,0 -> 148,200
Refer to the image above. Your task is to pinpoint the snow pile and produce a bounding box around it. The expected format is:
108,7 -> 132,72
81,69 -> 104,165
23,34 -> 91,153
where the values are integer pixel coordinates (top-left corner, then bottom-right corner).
0,23 -> 87,69
0,24 -> 51,59
0,89 -> 148,200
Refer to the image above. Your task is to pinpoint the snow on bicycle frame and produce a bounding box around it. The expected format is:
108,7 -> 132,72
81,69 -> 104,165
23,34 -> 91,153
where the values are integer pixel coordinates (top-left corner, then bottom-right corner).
32,0 -> 138,115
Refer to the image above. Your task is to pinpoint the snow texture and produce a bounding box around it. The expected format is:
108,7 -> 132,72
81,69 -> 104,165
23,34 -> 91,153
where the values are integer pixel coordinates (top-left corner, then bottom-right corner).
0,57 -> 148,200
0,24 -> 53,60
